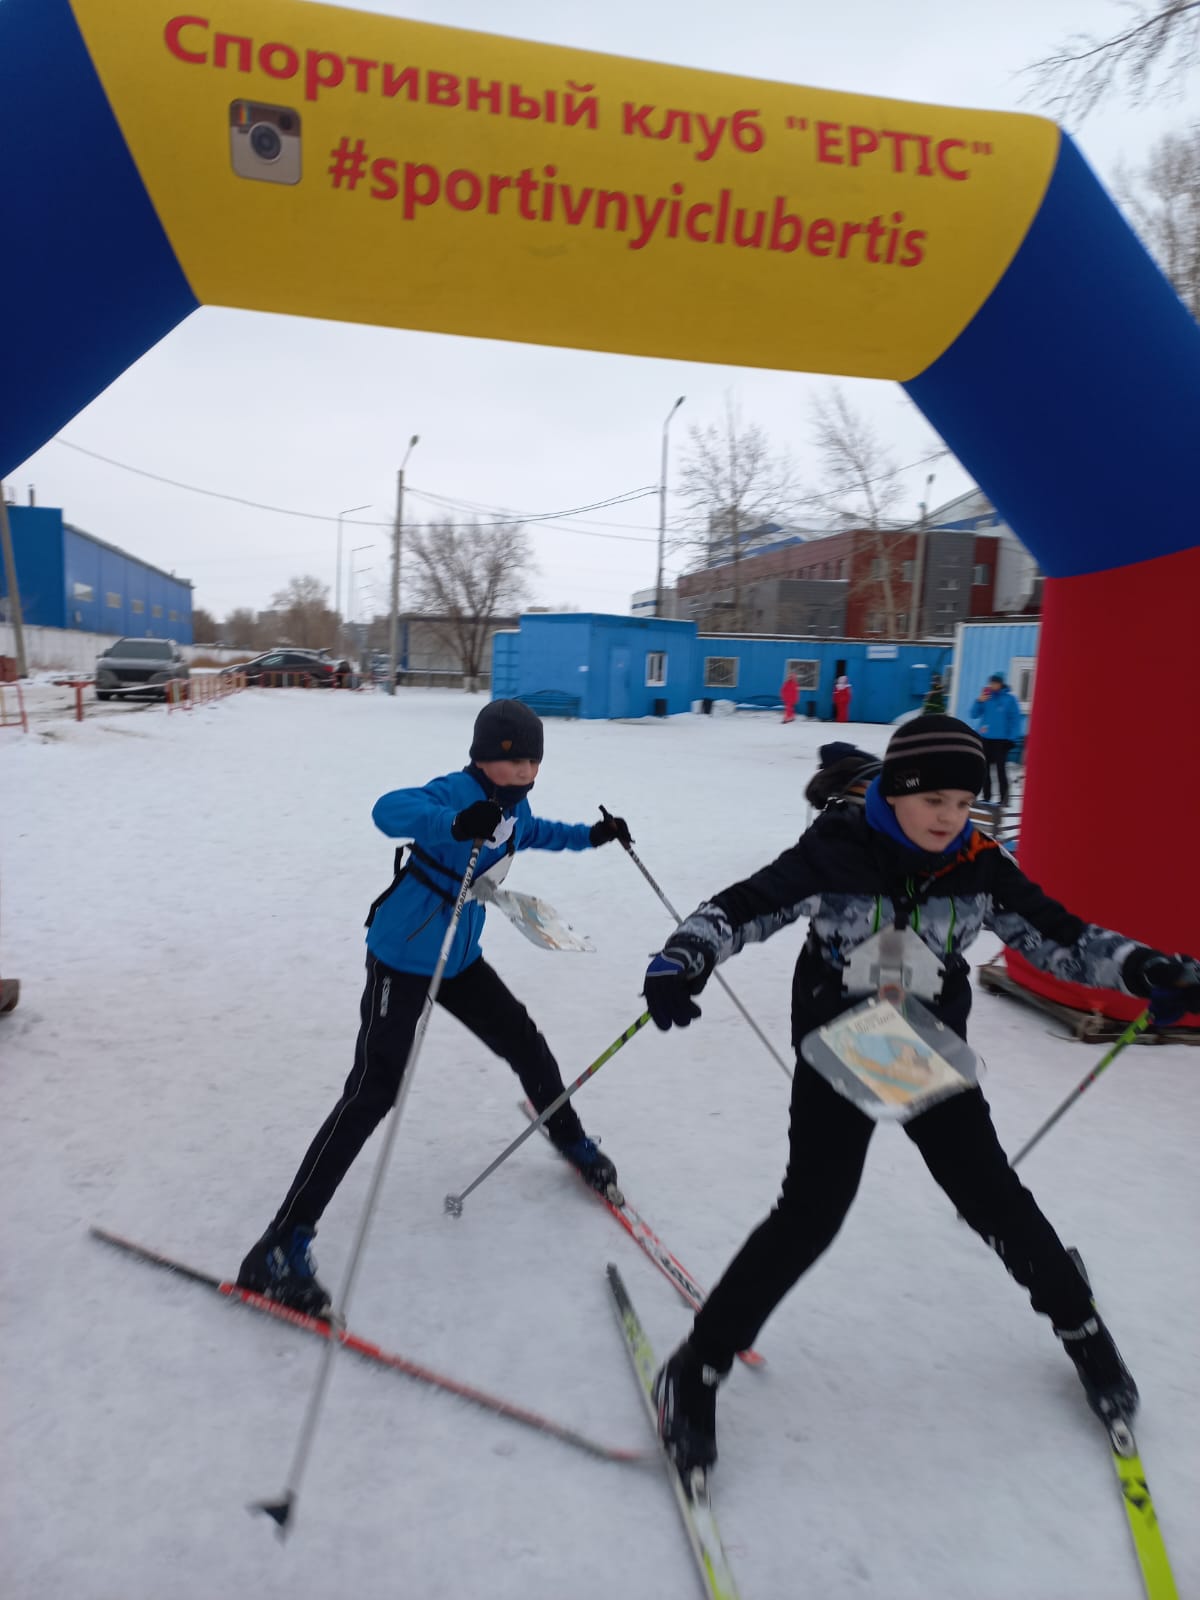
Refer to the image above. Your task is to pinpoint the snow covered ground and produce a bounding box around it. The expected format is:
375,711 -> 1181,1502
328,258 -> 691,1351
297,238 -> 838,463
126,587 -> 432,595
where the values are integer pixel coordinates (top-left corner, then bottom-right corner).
2,689 -> 1196,1600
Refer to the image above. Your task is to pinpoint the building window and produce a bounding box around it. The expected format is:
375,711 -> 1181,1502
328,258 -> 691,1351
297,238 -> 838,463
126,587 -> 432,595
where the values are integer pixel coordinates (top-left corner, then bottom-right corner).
131,598 -> 145,614
169,609 -> 178,622
152,604 -> 163,617
839,559 -> 849,580
703,656 -> 738,688
973,564 -> 990,586
72,582 -> 94,602
784,658 -> 819,690
901,560 -> 914,582
865,611 -> 882,633
645,651 -> 666,687
942,579 -> 959,591
1010,655 -> 1037,711
106,592 -> 121,609
869,557 -> 887,580
895,612 -> 909,633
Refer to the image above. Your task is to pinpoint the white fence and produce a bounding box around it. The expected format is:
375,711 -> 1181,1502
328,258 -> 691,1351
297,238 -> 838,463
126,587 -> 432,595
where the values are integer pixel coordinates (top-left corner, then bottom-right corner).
0,624 -> 250,674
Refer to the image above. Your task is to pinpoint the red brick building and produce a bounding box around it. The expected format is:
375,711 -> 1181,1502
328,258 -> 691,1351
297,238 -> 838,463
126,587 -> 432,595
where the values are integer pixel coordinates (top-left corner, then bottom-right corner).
676,523 -> 1015,638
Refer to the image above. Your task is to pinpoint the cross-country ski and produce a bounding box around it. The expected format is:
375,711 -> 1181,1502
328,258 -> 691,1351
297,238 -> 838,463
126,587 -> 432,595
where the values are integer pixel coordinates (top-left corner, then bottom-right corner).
91,1227 -> 647,1466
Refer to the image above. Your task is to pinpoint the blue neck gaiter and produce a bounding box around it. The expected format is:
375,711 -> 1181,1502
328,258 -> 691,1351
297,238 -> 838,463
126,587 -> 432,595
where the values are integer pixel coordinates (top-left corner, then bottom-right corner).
864,775 -> 973,861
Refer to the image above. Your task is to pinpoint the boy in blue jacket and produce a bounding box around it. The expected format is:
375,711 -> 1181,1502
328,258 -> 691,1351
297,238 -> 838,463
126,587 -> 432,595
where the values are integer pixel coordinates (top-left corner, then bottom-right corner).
238,699 -> 631,1314
969,671 -> 1023,805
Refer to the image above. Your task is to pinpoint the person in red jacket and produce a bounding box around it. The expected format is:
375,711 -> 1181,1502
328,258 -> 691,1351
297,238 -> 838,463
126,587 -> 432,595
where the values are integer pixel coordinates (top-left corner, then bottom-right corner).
780,670 -> 800,724
832,674 -> 852,722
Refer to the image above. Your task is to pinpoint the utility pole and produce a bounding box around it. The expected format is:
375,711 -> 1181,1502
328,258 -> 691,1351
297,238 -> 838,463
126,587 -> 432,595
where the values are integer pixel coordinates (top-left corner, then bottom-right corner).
655,396 -> 685,617
909,473 -> 935,640
0,486 -> 28,678
387,436 -> 419,696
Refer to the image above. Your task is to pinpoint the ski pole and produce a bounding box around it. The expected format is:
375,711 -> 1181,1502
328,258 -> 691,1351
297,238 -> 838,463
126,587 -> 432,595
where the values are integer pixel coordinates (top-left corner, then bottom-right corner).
443,1011 -> 650,1216
1010,1009 -> 1152,1170
600,804 -> 793,1082
255,839 -> 486,1538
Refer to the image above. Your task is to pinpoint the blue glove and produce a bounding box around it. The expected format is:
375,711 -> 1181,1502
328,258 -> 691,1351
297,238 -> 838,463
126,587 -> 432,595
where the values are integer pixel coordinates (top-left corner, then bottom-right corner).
643,937 -> 713,1031
1141,954 -> 1200,1026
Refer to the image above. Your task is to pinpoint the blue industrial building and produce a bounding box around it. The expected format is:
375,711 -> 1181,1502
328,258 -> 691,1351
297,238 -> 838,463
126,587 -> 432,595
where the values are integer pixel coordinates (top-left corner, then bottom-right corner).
492,613 -> 954,723
0,506 -> 194,643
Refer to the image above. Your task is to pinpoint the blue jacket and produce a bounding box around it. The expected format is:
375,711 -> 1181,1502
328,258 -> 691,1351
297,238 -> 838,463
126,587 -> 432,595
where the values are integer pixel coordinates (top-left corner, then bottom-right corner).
969,684 -> 1022,743
366,768 -> 595,976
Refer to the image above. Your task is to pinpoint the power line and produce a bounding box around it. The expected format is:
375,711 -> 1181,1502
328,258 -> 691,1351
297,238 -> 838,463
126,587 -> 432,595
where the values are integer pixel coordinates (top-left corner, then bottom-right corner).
51,436 -> 658,533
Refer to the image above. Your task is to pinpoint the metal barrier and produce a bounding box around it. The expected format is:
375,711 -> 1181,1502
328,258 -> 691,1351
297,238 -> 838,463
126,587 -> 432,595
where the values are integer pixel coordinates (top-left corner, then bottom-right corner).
0,679 -> 28,732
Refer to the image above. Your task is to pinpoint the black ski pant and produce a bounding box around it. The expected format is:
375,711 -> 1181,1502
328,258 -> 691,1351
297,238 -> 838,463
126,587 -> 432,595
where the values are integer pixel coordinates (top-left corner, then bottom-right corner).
271,953 -> 587,1233
689,1062 -> 1094,1372
981,738 -> 1012,805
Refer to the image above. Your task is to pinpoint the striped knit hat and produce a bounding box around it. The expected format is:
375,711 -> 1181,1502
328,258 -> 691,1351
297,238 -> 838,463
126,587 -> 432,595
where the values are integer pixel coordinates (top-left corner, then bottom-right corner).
881,714 -> 986,798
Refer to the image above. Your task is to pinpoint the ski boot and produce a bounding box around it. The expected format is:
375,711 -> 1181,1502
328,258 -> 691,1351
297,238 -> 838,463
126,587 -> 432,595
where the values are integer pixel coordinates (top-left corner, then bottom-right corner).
555,1134 -> 621,1202
1057,1313 -> 1139,1426
237,1223 -> 332,1318
653,1339 -> 723,1475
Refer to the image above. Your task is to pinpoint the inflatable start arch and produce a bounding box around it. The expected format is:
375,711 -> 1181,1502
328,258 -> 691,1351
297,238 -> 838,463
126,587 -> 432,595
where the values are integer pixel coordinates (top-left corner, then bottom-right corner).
3,0 -> 1198,1018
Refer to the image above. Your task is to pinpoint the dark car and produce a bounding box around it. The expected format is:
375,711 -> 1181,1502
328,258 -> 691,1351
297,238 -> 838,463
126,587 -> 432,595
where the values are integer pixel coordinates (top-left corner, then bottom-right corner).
95,638 -> 190,701
221,650 -> 337,687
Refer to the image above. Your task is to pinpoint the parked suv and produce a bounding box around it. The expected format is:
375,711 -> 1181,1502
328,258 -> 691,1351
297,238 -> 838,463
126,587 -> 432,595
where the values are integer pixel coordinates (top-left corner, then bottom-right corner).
95,638 -> 190,701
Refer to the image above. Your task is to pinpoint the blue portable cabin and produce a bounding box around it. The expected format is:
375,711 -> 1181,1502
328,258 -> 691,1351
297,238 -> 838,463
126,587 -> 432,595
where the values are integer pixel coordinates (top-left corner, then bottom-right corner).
949,619 -> 1041,746
0,505 -> 194,643
493,613 -> 954,723
689,635 -> 953,721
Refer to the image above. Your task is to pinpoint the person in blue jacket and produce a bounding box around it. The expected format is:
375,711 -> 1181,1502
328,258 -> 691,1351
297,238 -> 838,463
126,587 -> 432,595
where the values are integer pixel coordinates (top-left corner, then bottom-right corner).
969,671 -> 1023,805
238,699 -> 632,1314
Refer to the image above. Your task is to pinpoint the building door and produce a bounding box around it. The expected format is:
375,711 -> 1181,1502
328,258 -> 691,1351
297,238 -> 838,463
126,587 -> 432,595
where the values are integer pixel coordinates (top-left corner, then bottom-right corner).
608,647 -> 631,718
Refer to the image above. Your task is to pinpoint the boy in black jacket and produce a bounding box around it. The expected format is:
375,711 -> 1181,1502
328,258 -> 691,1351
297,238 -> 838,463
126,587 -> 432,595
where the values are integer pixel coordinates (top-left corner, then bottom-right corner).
643,715 -> 1200,1473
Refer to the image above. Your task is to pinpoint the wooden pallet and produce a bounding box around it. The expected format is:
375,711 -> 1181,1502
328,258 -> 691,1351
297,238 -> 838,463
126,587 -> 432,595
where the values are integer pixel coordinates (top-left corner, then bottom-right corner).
977,955 -> 1198,1044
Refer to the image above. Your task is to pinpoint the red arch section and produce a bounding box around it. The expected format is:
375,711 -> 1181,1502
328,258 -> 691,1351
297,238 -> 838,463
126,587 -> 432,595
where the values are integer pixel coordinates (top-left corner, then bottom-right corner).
1010,542 -> 1200,1024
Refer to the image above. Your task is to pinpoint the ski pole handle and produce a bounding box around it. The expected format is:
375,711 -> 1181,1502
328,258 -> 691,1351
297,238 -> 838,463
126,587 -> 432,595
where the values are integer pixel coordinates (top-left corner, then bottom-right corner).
601,804 -> 793,1082
1010,1009 -> 1151,1170
444,1011 -> 650,1216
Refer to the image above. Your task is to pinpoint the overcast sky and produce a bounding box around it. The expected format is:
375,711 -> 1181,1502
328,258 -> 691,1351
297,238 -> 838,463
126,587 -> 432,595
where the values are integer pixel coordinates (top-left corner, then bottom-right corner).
10,0 -> 1192,621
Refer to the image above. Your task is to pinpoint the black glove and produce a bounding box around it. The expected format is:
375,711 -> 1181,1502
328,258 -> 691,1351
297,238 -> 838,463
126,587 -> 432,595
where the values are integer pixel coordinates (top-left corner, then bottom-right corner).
451,799 -> 504,842
1139,953 -> 1200,1026
590,810 -> 632,848
643,935 -> 714,1031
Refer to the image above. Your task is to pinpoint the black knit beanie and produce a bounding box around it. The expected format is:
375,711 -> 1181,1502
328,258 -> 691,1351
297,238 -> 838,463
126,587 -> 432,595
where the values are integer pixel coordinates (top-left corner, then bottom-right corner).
880,714 -> 986,797
469,698 -> 545,763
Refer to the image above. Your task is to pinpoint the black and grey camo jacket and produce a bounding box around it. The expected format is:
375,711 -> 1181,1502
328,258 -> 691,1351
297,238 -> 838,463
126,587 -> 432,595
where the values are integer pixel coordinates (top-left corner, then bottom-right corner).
671,803 -> 1159,1043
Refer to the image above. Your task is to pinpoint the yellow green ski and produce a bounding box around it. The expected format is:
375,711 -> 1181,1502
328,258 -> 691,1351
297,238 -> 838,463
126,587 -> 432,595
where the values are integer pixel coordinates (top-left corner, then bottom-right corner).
606,1264 -> 741,1600
1069,1249 -> 1179,1600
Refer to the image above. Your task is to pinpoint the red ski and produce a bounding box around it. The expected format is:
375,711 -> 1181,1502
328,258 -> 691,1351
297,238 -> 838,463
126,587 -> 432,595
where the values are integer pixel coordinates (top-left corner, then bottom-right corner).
90,1226 -> 647,1465
520,1104 -> 765,1370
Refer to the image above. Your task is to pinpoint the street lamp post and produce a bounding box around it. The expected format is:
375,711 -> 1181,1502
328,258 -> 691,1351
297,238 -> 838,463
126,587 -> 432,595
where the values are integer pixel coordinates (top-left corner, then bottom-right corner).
348,543 -> 374,664
656,396 -> 686,618
336,503 -> 371,652
387,436 -> 419,697
908,473 -> 935,640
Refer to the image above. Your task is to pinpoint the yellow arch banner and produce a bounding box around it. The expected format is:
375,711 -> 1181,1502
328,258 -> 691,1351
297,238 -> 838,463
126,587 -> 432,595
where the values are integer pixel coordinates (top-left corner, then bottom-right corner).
73,0 -> 1058,379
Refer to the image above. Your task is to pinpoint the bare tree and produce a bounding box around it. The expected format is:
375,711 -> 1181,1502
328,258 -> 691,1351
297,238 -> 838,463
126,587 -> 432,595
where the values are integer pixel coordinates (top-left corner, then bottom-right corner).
267,575 -> 336,650
1024,2 -> 1200,121
1114,122 -> 1200,315
675,396 -> 799,631
190,606 -> 218,644
807,389 -> 911,637
222,607 -> 261,649
404,519 -> 534,686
